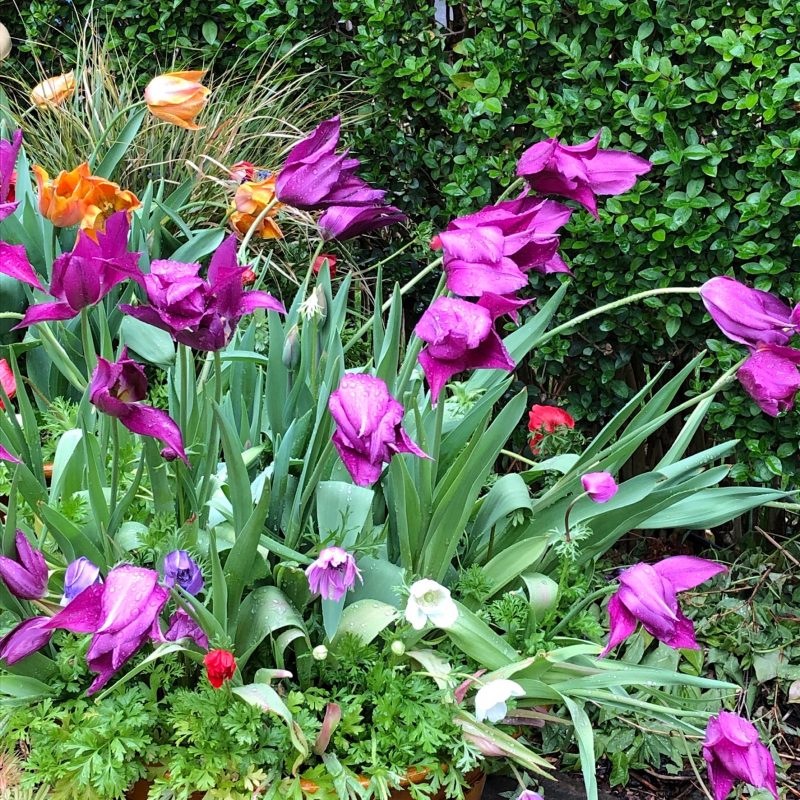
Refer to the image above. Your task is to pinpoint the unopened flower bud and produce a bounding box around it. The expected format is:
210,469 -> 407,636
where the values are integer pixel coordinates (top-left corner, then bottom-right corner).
524,573 -> 559,622
282,325 -> 300,368
312,644 -> 328,661
390,640 -> 405,656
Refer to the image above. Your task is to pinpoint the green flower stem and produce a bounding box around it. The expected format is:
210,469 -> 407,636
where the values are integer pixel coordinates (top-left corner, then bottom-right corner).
109,418 -> 120,520
198,350 -> 224,525
0,312 -> 23,319
37,323 -> 87,391
238,197 -> 279,259
367,237 -> 418,271
562,493 -> 586,544
496,177 -> 524,202
549,584 -> 617,636
80,307 -> 96,376
538,286 -> 700,348
87,100 -> 146,169
681,734 -> 716,800
500,448 -> 538,468
343,256 -> 444,355
305,241 -> 325,284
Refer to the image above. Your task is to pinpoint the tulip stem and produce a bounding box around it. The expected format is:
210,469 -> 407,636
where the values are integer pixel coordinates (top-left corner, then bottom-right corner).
0,312 -> 23,319
109,419 -> 120,520
80,308 -> 96,375
500,449 -> 539,468
496,177 -> 525,202
36,323 -> 87,391
549,584 -> 616,636
87,101 -> 146,170
239,198 -> 279,259
680,733 -> 715,800
538,286 -> 700,347
562,494 -> 585,544
342,257 -> 444,355
198,351 -> 224,526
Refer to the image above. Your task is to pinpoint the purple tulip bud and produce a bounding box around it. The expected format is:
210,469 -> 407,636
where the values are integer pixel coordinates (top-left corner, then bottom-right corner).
306,547 -> 362,601
120,235 -> 284,352
61,557 -> 102,605
162,550 -> 204,595
0,444 -> 20,464
164,608 -> 208,649
319,203 -> 406,241
89,349 -> 188,464
415,296 -> 518,404
601,556 -> 727,656
700,276 -> 799,348
328,373 -> 428,486
737,344 -> 800,417
516,130 -> 651,218
0,530 -> 48,599
0,616 -> 53,665
0,129 -> 22,221
703,711 -> 778,800
581,471 -> 618,503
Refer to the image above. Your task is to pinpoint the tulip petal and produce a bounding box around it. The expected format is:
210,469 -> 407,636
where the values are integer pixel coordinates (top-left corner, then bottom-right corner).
48,583 -> 105,632
0,616 -> 53,664
239,290 -> 286,315
599,592 -> 638,657
585,149 -> 652,195
0,242 -> 45,290
15,301 -> 77,328
118,404 -> 188,464
652,556 -> 727,592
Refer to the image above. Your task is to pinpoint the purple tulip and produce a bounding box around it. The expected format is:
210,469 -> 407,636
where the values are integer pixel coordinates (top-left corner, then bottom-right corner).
61,556 -> 102,605
581,471 -> 618,503
48,564 -> 169,694
328,373 -> 428,486
0,616 -> 53,665
516,131 -> 652,217
164,608 -> 208,649
0,444 -> 20,464
0,530 -> 48,600
120,235 -> 284,352
415,296 -> 520,404
700,276 -> 799,348
434,197 -> 571,298
600,556 -> 727,657
0,129 -> 22,221
1,212 -> 144,328
305,546 -> 363,601
319,203 -> 407,241
703,711 -> 778,800
518,792 -> 544,800
275,116 -> 387,210
738,344 -> 800,417
89,349 -> 188,463
162,550 -> 204,595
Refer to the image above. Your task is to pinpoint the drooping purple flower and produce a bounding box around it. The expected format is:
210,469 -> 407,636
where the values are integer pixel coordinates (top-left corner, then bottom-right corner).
0,530 -> 48,600
415,296 -> 521,404
164,607 -> 208,649
0,129 -> 22,221
581,471 -> 618,503
434,197 -> 571,298
328,373 -> 428,486
703,711 -> 778,800
61,557 -> 102,605
47,564 -> 169,694
700,276 -> 799,348
0,212 -> 144,328
0,616 -> 53,665
89,349 -> 188,463
120,235 -> 284,352
319,203 -> 407,241
275,116 -> 387,210
305,546 -> 363,601
738,344 -> 800,416
162,550 -> 203,595
516,130 -> 652,218
0,444 -> 20,464
600,556 -> 727,657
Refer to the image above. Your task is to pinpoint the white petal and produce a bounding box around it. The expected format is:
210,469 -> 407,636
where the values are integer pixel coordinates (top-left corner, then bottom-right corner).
404,598 -> 428,630
428,596 -> 459,629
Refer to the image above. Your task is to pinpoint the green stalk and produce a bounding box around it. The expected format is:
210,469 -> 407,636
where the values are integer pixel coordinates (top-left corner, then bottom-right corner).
549,584 -> 616,636
109,419 -> 120,520
80,307 -> 96,376
198,350 -> 224,524
37,323 -> 87,391
496,177 -> 524,202
87,100 -> 146,168
238,197 -> 279,259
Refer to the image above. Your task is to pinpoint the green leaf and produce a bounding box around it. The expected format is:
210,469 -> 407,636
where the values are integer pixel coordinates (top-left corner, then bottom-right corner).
202,20 -> 219,44
94,107 -> 147,178
330,600 -> 397,648
235,586 -> 306,666
120,316 -> 176,366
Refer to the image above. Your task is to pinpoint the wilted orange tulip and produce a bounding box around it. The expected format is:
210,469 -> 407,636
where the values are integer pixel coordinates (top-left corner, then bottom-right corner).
144,71 -> 210,130
31,71 -> 76,108
231,176 -> 283,240
33,163 -> 141,233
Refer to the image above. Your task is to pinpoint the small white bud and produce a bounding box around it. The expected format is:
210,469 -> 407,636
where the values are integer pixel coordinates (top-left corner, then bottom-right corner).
312,645 -> 328,661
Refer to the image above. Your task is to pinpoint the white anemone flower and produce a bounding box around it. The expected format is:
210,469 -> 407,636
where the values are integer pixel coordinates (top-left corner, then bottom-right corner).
474,679 -> 524,723
404,579 -> 458,630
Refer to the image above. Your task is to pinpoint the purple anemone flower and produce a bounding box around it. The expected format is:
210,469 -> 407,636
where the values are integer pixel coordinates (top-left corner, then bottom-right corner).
164,608 -> 208,649
434,197 -> 571,298
89,349 -> 188,463
275,116 -> 387,210
319,203 -> 407,241
305,546 -> 362,601
0,212 -> 143,328
0,530 -> 48,600
0,129 -> 22,221
581,471 -> 618,503
703,711 -> 778,800
601,556 -> 727,657
61,557 -> 102,605
516,130 -> 652,217
120,235 -> 284,352
328,373 -> 428,487
415,295 -> 522,404
162,550 -> 203,595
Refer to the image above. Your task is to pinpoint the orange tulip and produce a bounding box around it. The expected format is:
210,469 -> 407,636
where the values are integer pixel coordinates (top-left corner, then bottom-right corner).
30,71 -> 76,108
231,176 -> 283,240
144,71 -> 210,131
33,163 -> 141,233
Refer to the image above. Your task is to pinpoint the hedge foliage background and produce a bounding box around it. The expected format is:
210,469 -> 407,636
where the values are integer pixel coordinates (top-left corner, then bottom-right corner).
10,0 -> 800,491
